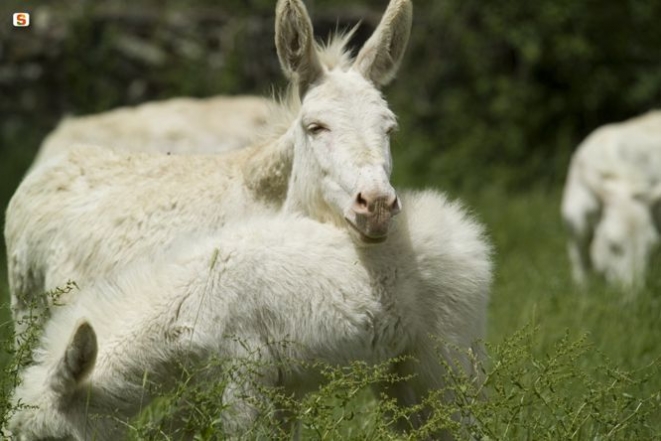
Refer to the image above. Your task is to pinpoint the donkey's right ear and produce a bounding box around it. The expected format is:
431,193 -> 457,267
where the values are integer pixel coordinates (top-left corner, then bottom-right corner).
275,0 -> 324,97
50,320 -> 98,401
354,0 -> 412,87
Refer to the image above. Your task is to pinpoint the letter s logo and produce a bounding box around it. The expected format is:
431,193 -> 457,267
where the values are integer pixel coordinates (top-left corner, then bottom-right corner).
13,13 -> 31,27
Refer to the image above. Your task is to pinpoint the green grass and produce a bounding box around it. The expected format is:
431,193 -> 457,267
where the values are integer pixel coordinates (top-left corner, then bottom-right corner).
0,186 -> 659,439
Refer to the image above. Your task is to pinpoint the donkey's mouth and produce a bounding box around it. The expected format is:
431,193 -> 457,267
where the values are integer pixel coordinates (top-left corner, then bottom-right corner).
359,233 -> 388,244
345,218 -> 389,244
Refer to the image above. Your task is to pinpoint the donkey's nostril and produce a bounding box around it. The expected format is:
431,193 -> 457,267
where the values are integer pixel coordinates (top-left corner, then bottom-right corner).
356,192 -> 368,209
390,196 -> 401,215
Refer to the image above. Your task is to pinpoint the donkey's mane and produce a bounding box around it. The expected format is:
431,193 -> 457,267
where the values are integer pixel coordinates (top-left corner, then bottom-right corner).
315,25 -> 358,71
257,28 -> 358,145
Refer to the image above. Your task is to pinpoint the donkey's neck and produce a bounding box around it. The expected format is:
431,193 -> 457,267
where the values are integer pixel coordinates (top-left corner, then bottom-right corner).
282,176 -> 345,229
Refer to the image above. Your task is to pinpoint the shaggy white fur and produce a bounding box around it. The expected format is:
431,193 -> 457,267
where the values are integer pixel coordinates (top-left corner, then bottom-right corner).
7,190 -> 492,440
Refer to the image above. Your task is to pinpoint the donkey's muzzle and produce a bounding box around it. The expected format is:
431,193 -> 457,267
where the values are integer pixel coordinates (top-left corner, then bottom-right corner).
349,191 -> 401,240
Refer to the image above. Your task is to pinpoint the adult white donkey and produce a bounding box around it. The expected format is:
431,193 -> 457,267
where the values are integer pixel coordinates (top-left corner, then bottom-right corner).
562,110 -> 661,290
6,0 -> 412,332
7,190 -> 492,440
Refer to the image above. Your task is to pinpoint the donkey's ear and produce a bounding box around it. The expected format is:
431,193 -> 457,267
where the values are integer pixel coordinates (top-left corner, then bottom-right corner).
50,320 -> 98,400
354,0 -> 412,87
275,0 -> 324,96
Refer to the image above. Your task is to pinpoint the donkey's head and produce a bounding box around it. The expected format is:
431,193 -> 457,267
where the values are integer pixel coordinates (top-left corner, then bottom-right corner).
590,180 -> 661,289
6,321 -> 121,441
276,0 -> 412,243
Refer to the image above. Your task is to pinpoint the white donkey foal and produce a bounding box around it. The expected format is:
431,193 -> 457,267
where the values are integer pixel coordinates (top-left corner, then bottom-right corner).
6,0 -> 413,333
562,110 -> 661,289
7,190 -> 492,441
32,95 -> 272,167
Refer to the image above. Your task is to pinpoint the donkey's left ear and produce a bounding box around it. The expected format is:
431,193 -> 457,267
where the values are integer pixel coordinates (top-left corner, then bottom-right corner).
354,0 -> 412,87
275,0 -> 324,96
50,320 -> 98,401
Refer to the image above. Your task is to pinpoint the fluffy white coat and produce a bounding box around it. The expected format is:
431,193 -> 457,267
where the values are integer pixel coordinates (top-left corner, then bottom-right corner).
7,190 -> 492,440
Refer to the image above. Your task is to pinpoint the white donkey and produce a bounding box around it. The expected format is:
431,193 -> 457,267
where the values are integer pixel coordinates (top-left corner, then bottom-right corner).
6,0 -> 412,332
6,190 -> 492,440
561,110 -> 661,289
32,95 -> 272,167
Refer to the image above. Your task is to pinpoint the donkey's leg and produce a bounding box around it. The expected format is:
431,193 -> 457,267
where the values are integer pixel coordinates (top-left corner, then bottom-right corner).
218,366 -> 282,440
371,354 -> 452,439
562,170 -> 601,287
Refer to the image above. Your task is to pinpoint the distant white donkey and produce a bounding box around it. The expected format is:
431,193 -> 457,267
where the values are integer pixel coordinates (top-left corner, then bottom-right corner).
6,0 -> 412,333
6,190 -> 492,441
32,95 -> 272,167
561,110 -> 661,289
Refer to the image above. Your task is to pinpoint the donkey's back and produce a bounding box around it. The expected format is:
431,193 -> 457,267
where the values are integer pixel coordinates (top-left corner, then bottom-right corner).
6,141 -> 289,332
33,95 -> 272,167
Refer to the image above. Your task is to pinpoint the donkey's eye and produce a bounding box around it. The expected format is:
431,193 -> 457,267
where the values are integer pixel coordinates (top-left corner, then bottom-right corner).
306,123 -> 329,135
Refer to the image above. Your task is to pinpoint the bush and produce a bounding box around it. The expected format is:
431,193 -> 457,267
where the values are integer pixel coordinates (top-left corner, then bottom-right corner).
389,0 -> 661,191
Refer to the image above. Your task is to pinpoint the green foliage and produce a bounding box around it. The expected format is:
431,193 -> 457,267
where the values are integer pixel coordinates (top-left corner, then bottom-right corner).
389,0 -> 661,191
127,359 -> 234,440
473,327 -> 660,439
0,282 -> 79,429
